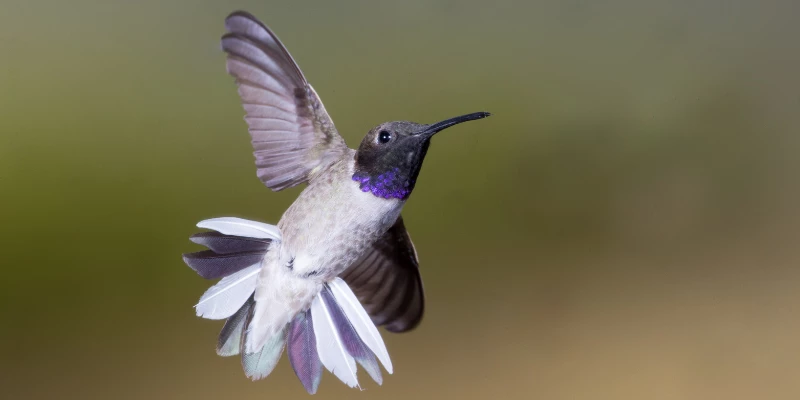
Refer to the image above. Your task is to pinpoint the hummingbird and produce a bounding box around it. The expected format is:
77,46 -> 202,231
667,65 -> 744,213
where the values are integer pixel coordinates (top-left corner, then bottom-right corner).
182,10 -> 490,394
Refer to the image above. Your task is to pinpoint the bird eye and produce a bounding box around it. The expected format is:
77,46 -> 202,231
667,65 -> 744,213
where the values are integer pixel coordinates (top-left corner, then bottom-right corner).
378,130 -> 392,144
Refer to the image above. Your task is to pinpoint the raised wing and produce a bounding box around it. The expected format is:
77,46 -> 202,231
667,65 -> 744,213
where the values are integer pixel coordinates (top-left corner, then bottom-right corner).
222,11 -> 348,190
340,216 -> 425,333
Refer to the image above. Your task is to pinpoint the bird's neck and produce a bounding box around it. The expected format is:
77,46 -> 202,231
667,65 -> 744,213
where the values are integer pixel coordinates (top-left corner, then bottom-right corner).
352,141 -> 430,200
352,167 -> 414,200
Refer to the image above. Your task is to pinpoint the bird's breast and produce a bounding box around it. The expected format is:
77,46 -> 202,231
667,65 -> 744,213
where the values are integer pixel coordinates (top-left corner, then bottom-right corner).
277,160 -> 404,280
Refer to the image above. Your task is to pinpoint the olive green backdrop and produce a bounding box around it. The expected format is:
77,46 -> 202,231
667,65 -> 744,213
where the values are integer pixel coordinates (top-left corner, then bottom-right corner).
2,0 -> 800,399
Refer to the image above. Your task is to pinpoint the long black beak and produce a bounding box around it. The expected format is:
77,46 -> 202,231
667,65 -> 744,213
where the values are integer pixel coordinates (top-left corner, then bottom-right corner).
416,111 -> 491,137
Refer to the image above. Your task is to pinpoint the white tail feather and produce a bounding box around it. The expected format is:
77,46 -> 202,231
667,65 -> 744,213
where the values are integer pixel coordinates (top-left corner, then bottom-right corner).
310,293 -> 359,388
196,263 -> 260,320
329,278 -> 393,373
197,217 -> 281,240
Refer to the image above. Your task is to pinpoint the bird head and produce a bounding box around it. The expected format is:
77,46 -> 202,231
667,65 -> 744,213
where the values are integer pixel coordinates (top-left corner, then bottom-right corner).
353,112 -> 491,200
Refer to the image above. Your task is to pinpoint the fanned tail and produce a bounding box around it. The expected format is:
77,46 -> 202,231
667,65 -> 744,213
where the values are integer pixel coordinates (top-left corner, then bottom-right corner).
218,280 -> 391,392
182,218 -> 280,321
303,279 -> 392,390
183,217 -> 393,392
182,217 -> 281,355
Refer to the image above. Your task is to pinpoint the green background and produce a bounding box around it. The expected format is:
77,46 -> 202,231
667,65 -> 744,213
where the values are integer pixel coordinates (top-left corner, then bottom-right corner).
2,1 -> 800,399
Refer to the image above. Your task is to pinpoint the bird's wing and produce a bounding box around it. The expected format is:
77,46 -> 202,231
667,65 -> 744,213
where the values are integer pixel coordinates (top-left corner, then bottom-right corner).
222,11 -> 349,191
340,216 -> 425,333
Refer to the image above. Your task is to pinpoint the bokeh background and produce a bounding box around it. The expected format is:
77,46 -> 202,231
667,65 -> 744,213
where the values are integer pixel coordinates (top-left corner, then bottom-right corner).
2,0 -> 800,399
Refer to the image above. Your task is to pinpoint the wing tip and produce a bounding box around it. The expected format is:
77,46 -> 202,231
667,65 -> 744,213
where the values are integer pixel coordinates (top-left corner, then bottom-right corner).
225,10 -> 261,26
382,277 -> 425,333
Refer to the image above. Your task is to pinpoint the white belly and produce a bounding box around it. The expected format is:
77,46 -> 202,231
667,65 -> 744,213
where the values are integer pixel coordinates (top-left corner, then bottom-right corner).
246,172 -> 403,352
281,176 -> 404,280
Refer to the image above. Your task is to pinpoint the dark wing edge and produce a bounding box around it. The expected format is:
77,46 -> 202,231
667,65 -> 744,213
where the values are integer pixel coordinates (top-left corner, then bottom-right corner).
340,216 -> 425,333
222,11 -> 348,191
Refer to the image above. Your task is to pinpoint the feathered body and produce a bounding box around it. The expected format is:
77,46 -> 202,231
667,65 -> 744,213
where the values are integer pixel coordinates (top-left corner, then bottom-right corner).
279,152 -> 404,281
248,155 -> 404,352
182,10 -> 489,394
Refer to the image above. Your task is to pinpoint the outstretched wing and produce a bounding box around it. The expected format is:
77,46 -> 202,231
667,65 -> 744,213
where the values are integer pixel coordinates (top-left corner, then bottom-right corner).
340,216 -> 425,333
222,11 -> 349,191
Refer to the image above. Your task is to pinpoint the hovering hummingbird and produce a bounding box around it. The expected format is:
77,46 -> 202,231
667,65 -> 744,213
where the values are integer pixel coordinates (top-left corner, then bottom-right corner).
182,11 -> 490,394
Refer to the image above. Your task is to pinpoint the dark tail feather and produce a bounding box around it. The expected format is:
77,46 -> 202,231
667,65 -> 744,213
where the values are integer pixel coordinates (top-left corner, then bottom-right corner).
190,231 -> 270,254
288,309 -> 323,394
217,295 -> 254,357
321,285 -> 383,385
183,231 -> 271,279
182,250 -> 265,279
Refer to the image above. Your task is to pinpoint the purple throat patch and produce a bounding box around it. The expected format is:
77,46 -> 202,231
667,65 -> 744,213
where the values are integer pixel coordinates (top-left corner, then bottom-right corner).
353,168 -> 412,200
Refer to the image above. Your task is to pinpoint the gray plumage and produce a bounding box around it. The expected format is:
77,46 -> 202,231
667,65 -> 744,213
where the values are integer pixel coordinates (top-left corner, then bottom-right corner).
222,11 -> 347,191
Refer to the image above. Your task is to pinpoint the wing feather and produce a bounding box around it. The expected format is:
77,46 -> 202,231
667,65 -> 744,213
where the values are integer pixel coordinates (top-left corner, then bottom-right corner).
340,216 -> 425,333
222,11 -> 348,191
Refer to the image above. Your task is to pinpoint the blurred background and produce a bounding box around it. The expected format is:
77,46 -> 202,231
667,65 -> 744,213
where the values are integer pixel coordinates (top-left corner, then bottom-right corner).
2,0 -> 800,399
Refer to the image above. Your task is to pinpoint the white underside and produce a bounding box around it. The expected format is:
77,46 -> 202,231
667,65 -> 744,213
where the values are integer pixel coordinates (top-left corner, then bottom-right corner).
193,217 -> 392,387
247,252 -> 319,353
